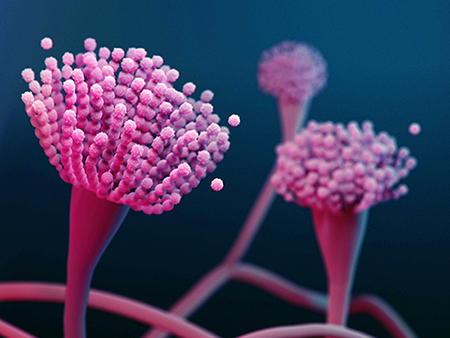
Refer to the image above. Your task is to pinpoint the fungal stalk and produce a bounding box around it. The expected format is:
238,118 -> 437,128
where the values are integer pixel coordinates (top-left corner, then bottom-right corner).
65,187 -> 129,337
312,208 -> 368,326
272,120 -> 417,330
22,37 -> 234,338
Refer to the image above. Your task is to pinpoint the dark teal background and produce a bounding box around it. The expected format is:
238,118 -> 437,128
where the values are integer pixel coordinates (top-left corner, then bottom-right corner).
0,0 -> 449,337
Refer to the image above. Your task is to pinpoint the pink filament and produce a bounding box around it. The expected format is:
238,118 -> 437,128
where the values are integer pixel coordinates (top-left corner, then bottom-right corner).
235,323 -> 374,338
0,279 -> 416,338
0,282 -> 219,338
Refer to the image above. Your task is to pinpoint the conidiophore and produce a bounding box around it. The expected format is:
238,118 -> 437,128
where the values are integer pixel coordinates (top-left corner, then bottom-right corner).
257,41 -> 327,141
271,120 -> 417,332
223,40 -> 328,265
21,37 -> 236,338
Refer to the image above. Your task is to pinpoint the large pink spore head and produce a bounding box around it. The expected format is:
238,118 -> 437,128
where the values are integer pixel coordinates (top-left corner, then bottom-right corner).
21,37 -> 233,215
257,41 -> 327,104
271,121 -> 417,214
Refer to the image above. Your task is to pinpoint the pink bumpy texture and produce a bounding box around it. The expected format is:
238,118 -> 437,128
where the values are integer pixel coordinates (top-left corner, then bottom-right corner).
271,121 -> 417,214
21,38 -> 231,215
257,41 -> 327,103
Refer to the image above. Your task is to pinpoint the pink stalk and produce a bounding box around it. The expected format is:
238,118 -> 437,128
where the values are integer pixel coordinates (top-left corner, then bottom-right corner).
231,263 -> 326,312
151,265 -> 233,321
235,323 -> 375,338
311,209 -> 368,327
0,319 -> 37,338
350,295 -> 418,338
277,98 -> 310,142
221,164 -> 277,266
65,186 -> 129,338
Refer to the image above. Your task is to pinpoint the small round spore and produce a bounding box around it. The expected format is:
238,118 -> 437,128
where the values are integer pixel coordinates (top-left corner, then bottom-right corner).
211,178 -> 224,191
41,37 -> 53,50
228,114 -> 241,127
408,123 -> 421,136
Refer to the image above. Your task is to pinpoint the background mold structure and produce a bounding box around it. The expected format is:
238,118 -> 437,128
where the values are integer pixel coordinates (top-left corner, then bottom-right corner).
0,1 -> 449,337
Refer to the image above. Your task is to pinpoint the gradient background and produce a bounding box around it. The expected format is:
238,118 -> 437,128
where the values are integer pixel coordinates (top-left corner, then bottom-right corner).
0,1 -> 449,337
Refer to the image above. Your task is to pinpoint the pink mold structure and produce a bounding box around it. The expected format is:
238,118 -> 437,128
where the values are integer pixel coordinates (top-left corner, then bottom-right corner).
271,120 -> 417,334
257,41 -> 327,141
19,37 -> 238,338
0,38 -> 421,338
